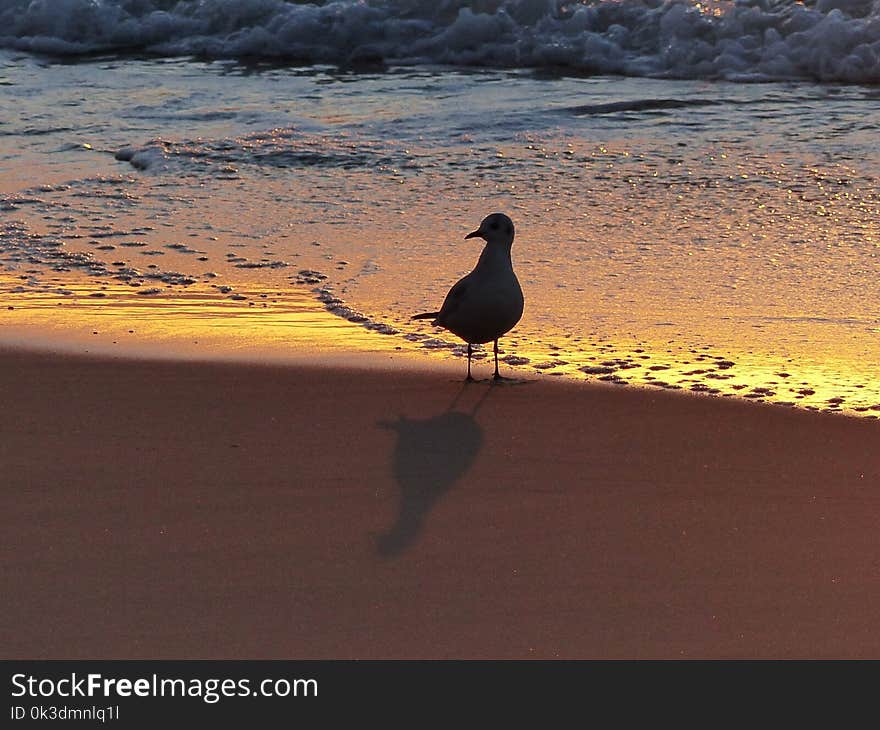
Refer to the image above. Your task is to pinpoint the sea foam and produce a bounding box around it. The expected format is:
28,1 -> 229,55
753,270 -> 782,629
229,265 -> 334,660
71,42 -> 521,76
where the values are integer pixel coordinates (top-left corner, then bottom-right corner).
2,0 -> 880,83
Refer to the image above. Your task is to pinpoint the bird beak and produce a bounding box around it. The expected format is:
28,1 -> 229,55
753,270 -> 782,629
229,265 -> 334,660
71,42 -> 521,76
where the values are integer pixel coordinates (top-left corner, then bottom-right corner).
465,229 -> 483,240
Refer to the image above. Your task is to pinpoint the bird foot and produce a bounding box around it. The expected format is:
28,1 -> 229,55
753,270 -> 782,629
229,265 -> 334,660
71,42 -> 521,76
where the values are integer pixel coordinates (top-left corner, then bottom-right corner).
491,374 -> 530,386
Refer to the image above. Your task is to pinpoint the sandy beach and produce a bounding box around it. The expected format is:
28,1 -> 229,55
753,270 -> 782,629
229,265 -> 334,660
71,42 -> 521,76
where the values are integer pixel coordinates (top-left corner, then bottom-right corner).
3,346 -> 879,659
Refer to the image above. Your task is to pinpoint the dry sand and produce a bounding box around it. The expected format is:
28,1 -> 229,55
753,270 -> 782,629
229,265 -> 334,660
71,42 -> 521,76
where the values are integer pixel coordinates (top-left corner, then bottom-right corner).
3,347 -> 879,659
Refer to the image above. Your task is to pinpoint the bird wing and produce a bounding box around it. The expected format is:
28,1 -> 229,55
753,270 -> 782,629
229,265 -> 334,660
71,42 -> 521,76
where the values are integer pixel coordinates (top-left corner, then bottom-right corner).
436,276 -> 469,327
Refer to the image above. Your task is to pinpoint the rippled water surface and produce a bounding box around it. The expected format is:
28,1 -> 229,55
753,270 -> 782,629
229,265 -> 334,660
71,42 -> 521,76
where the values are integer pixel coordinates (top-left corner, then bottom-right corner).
2,46 -> 880,414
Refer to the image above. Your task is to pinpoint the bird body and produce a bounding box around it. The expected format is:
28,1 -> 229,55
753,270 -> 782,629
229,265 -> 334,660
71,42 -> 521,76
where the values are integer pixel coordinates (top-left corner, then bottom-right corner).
413,213 -> 523,380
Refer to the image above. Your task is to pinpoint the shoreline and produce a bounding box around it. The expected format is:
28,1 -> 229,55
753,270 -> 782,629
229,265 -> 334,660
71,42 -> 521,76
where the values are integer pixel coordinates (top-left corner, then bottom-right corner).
2,288 -> 878,419
4,346 -> 880,659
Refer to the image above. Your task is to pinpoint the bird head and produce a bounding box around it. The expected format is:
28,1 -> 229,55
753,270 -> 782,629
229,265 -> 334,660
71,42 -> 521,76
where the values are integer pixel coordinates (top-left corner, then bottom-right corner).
465,213 -> 515,245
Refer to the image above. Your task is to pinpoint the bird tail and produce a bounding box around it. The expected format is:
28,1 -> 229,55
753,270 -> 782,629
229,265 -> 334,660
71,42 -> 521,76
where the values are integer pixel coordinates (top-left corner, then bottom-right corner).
412,312 -> 440,321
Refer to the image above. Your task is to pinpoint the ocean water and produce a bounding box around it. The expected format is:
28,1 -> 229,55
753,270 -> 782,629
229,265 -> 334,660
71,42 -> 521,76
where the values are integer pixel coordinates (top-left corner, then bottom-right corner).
2,0 -> 880,414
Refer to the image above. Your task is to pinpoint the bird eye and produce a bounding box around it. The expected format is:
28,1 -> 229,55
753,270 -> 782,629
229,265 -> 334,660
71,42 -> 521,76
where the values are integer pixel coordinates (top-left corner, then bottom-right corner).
490,220 -> 499,230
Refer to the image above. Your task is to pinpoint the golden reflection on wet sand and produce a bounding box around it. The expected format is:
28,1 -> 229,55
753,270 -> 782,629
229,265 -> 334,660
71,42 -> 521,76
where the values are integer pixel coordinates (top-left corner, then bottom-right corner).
0,273 -> 393,362
3,271 -> 879,418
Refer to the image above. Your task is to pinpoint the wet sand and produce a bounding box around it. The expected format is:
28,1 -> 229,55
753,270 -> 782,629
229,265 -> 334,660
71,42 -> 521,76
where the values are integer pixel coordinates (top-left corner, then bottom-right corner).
3,347 -> 879,659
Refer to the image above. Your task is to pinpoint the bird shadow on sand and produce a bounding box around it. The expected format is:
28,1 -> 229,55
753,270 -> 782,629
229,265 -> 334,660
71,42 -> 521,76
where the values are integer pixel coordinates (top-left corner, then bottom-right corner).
375,383 -> 494,557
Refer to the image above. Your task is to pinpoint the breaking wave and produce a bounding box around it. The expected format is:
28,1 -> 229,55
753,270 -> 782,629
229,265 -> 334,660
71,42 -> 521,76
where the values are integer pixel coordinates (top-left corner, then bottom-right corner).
2,0 -> 880,83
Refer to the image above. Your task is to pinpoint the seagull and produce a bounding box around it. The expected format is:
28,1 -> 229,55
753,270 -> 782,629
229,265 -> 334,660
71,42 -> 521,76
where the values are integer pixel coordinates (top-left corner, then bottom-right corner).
413,212 -> 524,381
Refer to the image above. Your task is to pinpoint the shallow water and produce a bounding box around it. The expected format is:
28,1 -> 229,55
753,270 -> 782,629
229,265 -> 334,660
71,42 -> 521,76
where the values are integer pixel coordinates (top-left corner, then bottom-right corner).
2,27 -> 880,414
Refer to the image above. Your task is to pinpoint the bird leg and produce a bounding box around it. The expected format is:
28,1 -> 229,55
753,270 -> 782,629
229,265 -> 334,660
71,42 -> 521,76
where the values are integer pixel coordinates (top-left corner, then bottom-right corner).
466,343 -> 474,381
493,339 -> 501,380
